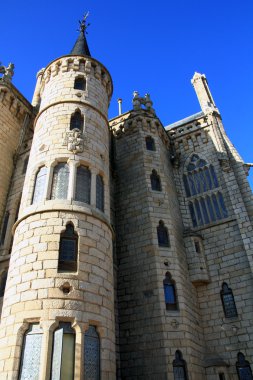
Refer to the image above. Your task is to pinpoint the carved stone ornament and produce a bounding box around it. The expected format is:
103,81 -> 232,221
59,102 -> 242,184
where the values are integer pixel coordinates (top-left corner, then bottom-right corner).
218,152 -> 231,172
63,128 -> 87,153
0,62 -> 14,82
132,91 -> 155,113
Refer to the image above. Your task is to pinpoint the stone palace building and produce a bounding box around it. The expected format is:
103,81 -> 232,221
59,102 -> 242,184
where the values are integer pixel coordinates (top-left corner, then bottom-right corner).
0,16 -> 253,380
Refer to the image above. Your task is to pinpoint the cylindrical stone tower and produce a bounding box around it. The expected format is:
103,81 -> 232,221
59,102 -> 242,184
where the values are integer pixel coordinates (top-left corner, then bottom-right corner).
0,18 -> 115,380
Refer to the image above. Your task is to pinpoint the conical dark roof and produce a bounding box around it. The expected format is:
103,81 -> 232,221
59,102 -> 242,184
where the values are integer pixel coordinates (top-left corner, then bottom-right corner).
70,30 -> 91,56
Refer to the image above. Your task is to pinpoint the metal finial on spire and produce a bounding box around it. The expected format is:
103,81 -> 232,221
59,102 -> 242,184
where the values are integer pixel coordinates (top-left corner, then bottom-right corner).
78,12 -> 90,34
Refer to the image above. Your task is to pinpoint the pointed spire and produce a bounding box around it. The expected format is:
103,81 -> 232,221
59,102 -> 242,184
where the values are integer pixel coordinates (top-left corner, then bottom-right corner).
70,13 -> 91,56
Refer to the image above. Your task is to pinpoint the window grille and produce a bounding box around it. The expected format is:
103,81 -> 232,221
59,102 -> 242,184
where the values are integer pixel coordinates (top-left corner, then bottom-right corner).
0,270 -> 7,297
18,324 -> 43,380
173,350 -> 188,380
32,166 -> 47,204
236,352 -> 253,380
96,175 -> 104,211
145,136 -> 156,151
74,76 -> 86,91
220,282 -> 238,318
150,169 -> 162,191
157,220 -> 170,247
51,163 -> 69,200
163,272 -> 177,310
84,326 -> 100,380
58,223 -> 78,272
70,110 -> 84,131
0,211 -> 9,245
51,323 -> 75,380
183,154 -> 228,227
75,166 -> 91,204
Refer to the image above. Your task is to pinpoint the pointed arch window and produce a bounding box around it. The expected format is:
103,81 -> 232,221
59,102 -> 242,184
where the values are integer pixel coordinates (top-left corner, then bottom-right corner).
173,350 -> 188,380
0,270 -> 7,297
157,220 -> 170,247
146,136 -> 155,151
96,175 -> 104,212
150,169 -> 162,191
84,326 -> 100,380
236,352 -> 253,380
183,154 -> 228,227
32,166 -> 47,204
74,76 -> 86,91
58,223 -> 78,272
220,282 -> 238,318
75,166 -> 91,204
70,110 -> 84,131
18,324 -> 43,380
51,163 -> 69,200
163,272 -> 177,310
51,323 -> 75,380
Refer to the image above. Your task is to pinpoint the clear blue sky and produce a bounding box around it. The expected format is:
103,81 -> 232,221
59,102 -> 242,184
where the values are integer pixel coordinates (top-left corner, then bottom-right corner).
2,0 -> 253,187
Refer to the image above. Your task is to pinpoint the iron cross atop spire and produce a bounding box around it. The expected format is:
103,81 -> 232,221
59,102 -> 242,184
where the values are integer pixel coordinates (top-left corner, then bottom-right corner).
70,12 -> 91,57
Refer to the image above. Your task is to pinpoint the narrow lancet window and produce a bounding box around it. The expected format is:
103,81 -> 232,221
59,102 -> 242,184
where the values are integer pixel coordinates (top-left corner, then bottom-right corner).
146,136 -> 155,151
75,166 -> 91,204
32,166 -> 47,204
236,352 -> 253,380
0,270 -> 7,297
84,326 -> 100,380
96,175 -> 104,212
70,110 -> 84,131
157,220 -> 170,247
163,272 -> 177,310
173,350 -> 188,380
74,76 -> 86,91
58,223 -> 78,272
51,163 -> 69,200
150,170 -> 162,191
220,282 -> 238,318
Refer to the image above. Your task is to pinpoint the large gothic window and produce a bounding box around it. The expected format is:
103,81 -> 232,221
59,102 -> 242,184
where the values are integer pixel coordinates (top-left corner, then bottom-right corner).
150,169 -> 162,191
236,352 -> 253,380
74,76 -> 86,91
183,154 -> 228,227
163,272 -> 177,310
70,109 -> 84,131
173,350 -> 188,380
0,270 -> 7,297
84,326 -> 100,380
220,282 -> 238,318
58,223 -> 78,272
96,175 -> 104,212
32,166 -> 47,204
18,324 -> 43,380
51,163 -> 69,200
51,323 -> 75,380
75,166 -> 91,204
157,220 -> 170,247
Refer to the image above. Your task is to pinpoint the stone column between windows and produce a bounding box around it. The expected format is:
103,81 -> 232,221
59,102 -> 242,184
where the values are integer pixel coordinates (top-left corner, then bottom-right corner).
67,159 -> 76,201
39,321 -> 52,380
45,164 -> 54,200
90,169 -> 99,207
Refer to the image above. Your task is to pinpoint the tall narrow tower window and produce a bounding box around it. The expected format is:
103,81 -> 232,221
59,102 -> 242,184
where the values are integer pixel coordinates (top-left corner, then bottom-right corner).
236,352 -> 253,380
163,272 -> 177,310
146,136 -> 156,151
157,220 -> 170,247
74,76 -> 86,91
51,323 -> 75,380
0,211 -> 9,245
173,350 -> 188,380
75,166 -> 91,204
0,270 -> 7,297
51,163 -> 69,200
150,169 -> 162,191
70,110 -> 84,131
58,223 -> 78,272
18,324 -> 43,380
96,175 -> 104,212
32,166 -> 47,204
84,326 -> 100,380
220,282 -> 238,318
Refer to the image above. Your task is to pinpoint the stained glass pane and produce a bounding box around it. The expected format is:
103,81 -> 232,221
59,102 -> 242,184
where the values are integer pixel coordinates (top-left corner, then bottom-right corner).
187,163 -> 195,171
222,292 -> 237,318
195,200 -> 204,226
188,173 -> 196,195
173,366 -> 187,380
199,169 -> 208,192
193,171 -> 201,194
19,324 -> 42,380
75,166 -> 91,204
51,327 -> 63,380
212,194 -> 222,220
189,202 -> 197,227
183,175 -> 191,197
84,326 -> 100,380
164,283 -> 176,304
200,198 -> 210,224
60,239 -> 76,261
96,175 -> 104,211
218,192 -> 228,218
32,166 -> 47,204
210,165 -> 219,188
238,367 -> 253,380
206,195 -> 216,222
51,163 -> 69,200
197,159 -> 207,168
204,168 -> 213,190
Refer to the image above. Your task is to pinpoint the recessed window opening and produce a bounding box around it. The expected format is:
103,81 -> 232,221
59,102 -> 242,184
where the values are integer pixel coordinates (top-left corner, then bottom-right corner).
173,350 -> 188,380
150,169 -> 162,191
74,76 -> 86,91
157,220 -> 170,247
51,163 -> 69,200
220,282 -> 238,318
70,110 -> 84,131
163,272 -> 177,310
58,223 -> 78,272
146,136 -> 156,151
84,326 -> 100,380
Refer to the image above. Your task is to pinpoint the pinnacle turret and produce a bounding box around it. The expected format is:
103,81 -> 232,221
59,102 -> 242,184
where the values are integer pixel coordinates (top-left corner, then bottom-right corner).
70,13 -> 91,56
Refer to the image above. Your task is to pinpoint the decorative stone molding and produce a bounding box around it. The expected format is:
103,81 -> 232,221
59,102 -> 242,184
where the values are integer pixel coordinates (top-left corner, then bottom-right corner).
218,152 -> 231,172
243,163 -> 253,176
132,91 -> 155,114
63,128 -> 88,153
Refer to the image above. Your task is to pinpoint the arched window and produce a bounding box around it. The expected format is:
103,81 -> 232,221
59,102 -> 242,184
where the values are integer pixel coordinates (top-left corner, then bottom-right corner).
220,282 -> 238,318
173,350 -> 188,380
58,223 -> 78,272
146,136 -> 155,151
32,166 -> 47,204
70,110 -> 84,131
0,270 -> 7,297
0,211 -> 9,245
236,352 -> 253,380
22,156 -> 29,174
150,169 -> 162,191
183,154 -> 228,227
51,323 -> 75,380
51,163 -> 69,200
75,166 -> 91,204
163,272 -> 177,310
74,76 -> 86,91
157,220 -> 170,247
96,175 -> 104,212
84,326 -> 100,380
18,324 -> 43,380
